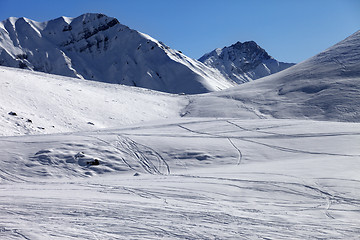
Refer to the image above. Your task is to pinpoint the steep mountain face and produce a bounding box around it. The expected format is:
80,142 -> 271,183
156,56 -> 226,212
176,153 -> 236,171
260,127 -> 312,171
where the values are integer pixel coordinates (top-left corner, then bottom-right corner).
188,30 -> 360,122
199,41 -> 295,83
0,13 -> 234,94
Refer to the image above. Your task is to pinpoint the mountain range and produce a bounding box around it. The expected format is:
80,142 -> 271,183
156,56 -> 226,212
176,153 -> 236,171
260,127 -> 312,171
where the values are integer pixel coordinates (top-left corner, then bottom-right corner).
0,13 -> 360,240
1,27 -> 359,136
0,13 -> 293,94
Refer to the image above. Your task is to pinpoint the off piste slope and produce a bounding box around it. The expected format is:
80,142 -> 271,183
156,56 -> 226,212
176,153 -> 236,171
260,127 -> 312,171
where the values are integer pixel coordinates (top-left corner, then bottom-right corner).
0,13 -> 234,94
188,30 -> 360,122
0,118 -> 359,239
199,41 -> 294,83
0,66 -> 186,136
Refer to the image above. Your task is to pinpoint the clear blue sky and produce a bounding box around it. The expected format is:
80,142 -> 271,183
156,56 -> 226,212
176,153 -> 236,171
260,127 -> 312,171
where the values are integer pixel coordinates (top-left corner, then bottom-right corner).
1,0 -> 359,63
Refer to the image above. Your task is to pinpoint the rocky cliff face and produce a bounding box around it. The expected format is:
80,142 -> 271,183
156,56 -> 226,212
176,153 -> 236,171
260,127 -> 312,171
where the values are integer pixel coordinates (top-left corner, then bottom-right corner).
199,41 -> 294,83
0,13 -> 234,94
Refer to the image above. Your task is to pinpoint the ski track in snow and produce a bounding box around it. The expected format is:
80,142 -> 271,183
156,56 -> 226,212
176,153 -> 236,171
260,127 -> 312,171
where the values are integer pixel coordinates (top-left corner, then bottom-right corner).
227,138 -> 243,165
0,118 -> 360,239
177,120 -> 360,158
114,135 -> 170,175
0,174 -> 359,239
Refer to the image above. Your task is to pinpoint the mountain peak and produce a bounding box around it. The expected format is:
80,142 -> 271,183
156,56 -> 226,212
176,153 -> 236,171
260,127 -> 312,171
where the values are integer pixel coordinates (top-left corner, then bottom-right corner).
0,14 -> 234,94
232,40 -> 256,48
75,13 -> 119,26
199,41 -> 294,83
229,40 -> 271,60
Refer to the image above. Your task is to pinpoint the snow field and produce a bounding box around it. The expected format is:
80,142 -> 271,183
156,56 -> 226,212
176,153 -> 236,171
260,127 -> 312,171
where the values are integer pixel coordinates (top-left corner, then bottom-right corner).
0,118 -> 359,239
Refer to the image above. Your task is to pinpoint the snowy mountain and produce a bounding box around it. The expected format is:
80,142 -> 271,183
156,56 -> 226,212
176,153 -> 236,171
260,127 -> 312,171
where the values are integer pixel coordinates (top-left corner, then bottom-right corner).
0,19 -> 359,239
0,13 -> 234,94
1,64 -> 360,238
199,41 -> 295,83
188,30 -> 360,122
1,29 -> 359,137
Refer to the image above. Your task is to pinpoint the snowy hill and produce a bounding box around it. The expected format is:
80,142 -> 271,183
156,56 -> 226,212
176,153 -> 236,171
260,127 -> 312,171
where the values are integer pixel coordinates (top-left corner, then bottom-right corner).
188,30 -> 360,122
199,41 -> 294,83
0,66 -> 186,136
0,13 -> 234,94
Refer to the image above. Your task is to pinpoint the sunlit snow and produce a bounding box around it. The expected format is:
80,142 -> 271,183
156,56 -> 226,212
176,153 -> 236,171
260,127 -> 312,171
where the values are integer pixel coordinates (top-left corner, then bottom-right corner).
0,16 -> 359,240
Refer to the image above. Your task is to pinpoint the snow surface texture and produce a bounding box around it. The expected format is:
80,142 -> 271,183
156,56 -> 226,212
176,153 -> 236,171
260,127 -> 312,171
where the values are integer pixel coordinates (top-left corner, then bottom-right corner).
199,41 -> 294,83
0,13 -> 234,94
0,119 -> 360,239
188,30 -> 360,122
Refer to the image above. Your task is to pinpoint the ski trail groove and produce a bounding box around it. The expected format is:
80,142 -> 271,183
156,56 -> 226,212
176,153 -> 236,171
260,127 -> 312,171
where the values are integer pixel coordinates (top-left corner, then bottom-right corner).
125,136 -> 170,175
116,135 -> 170,175
13,229 -> 31,240
227,138 -> 242,165
88,134 -> 170,175
116,135 -> 160,174
88,135 -> 137,172
239,138 -> 358,157
325,198 -> 335,219
0,168 -> 27,183
178,123 -> 358,157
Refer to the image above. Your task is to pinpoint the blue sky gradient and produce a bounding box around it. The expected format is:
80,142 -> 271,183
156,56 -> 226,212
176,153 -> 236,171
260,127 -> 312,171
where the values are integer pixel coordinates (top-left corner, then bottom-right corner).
1,0 -> 359,63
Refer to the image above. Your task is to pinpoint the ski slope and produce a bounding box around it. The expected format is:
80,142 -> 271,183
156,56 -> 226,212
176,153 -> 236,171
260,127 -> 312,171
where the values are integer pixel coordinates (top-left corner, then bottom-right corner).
0,118 -> 359,239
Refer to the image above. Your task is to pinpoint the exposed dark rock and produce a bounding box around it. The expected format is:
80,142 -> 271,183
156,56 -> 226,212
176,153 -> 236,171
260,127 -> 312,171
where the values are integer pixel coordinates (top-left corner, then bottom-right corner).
16,54 -> 28,60
83,18 -> 119,40
62,25 -> 72,32
87,159 -> 99,165
19,61 -> 27,69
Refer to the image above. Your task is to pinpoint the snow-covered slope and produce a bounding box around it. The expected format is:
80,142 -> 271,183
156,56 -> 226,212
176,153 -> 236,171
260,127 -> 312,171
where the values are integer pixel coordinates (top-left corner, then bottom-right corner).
0,118 -> 359,239
0,23 -> 359,240
1,29 -> 359,138
188,30 -> 360,122
199,41 -> 294,83
0,13 -> 234,94
0,66 -> 186,136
